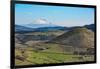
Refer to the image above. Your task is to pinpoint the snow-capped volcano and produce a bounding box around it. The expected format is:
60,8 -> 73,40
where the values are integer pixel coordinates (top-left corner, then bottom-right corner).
21,18 -> 58,28
35,18 -> 48,24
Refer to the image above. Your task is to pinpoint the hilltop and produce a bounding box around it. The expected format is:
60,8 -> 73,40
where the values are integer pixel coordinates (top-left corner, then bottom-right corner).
50,27 -> 94,48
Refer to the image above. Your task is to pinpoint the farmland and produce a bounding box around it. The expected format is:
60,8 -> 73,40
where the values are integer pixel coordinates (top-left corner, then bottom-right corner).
15,42 -> 94,66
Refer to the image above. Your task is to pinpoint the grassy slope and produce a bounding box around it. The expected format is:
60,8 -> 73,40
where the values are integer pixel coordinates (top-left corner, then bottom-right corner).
15,43 -> 94,66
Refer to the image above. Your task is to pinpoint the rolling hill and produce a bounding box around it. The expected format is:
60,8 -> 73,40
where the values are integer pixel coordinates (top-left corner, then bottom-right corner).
84,24 -> 95,32
50,27 -> 94,48
15,25 -> 34,32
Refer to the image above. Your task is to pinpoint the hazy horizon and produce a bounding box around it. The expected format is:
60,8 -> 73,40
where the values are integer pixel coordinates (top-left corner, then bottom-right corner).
15,4 -> 95,27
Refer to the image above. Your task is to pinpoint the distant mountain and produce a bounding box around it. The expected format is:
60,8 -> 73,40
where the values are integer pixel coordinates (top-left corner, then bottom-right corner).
15,23 -> 95,33
66,24 -> 95,32
22,18 -> 59,28
33,26 -> 68,32
21,23 -> 58,28
50,27 -> 94,48
84,24 -> 95,32
15,25 -> 34,32
15,24 -> 68,32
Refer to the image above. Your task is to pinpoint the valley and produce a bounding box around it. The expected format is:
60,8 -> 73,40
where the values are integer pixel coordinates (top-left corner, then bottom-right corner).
15,27 -> 95,66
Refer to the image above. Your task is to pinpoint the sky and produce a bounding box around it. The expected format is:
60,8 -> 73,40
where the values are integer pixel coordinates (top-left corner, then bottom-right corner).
15,4 -> 95,27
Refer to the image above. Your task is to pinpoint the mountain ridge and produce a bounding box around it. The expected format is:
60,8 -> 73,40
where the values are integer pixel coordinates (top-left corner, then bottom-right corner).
15,24 -> 95,32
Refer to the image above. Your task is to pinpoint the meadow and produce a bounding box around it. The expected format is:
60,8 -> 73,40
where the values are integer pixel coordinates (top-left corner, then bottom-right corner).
15,41 -> 94,66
